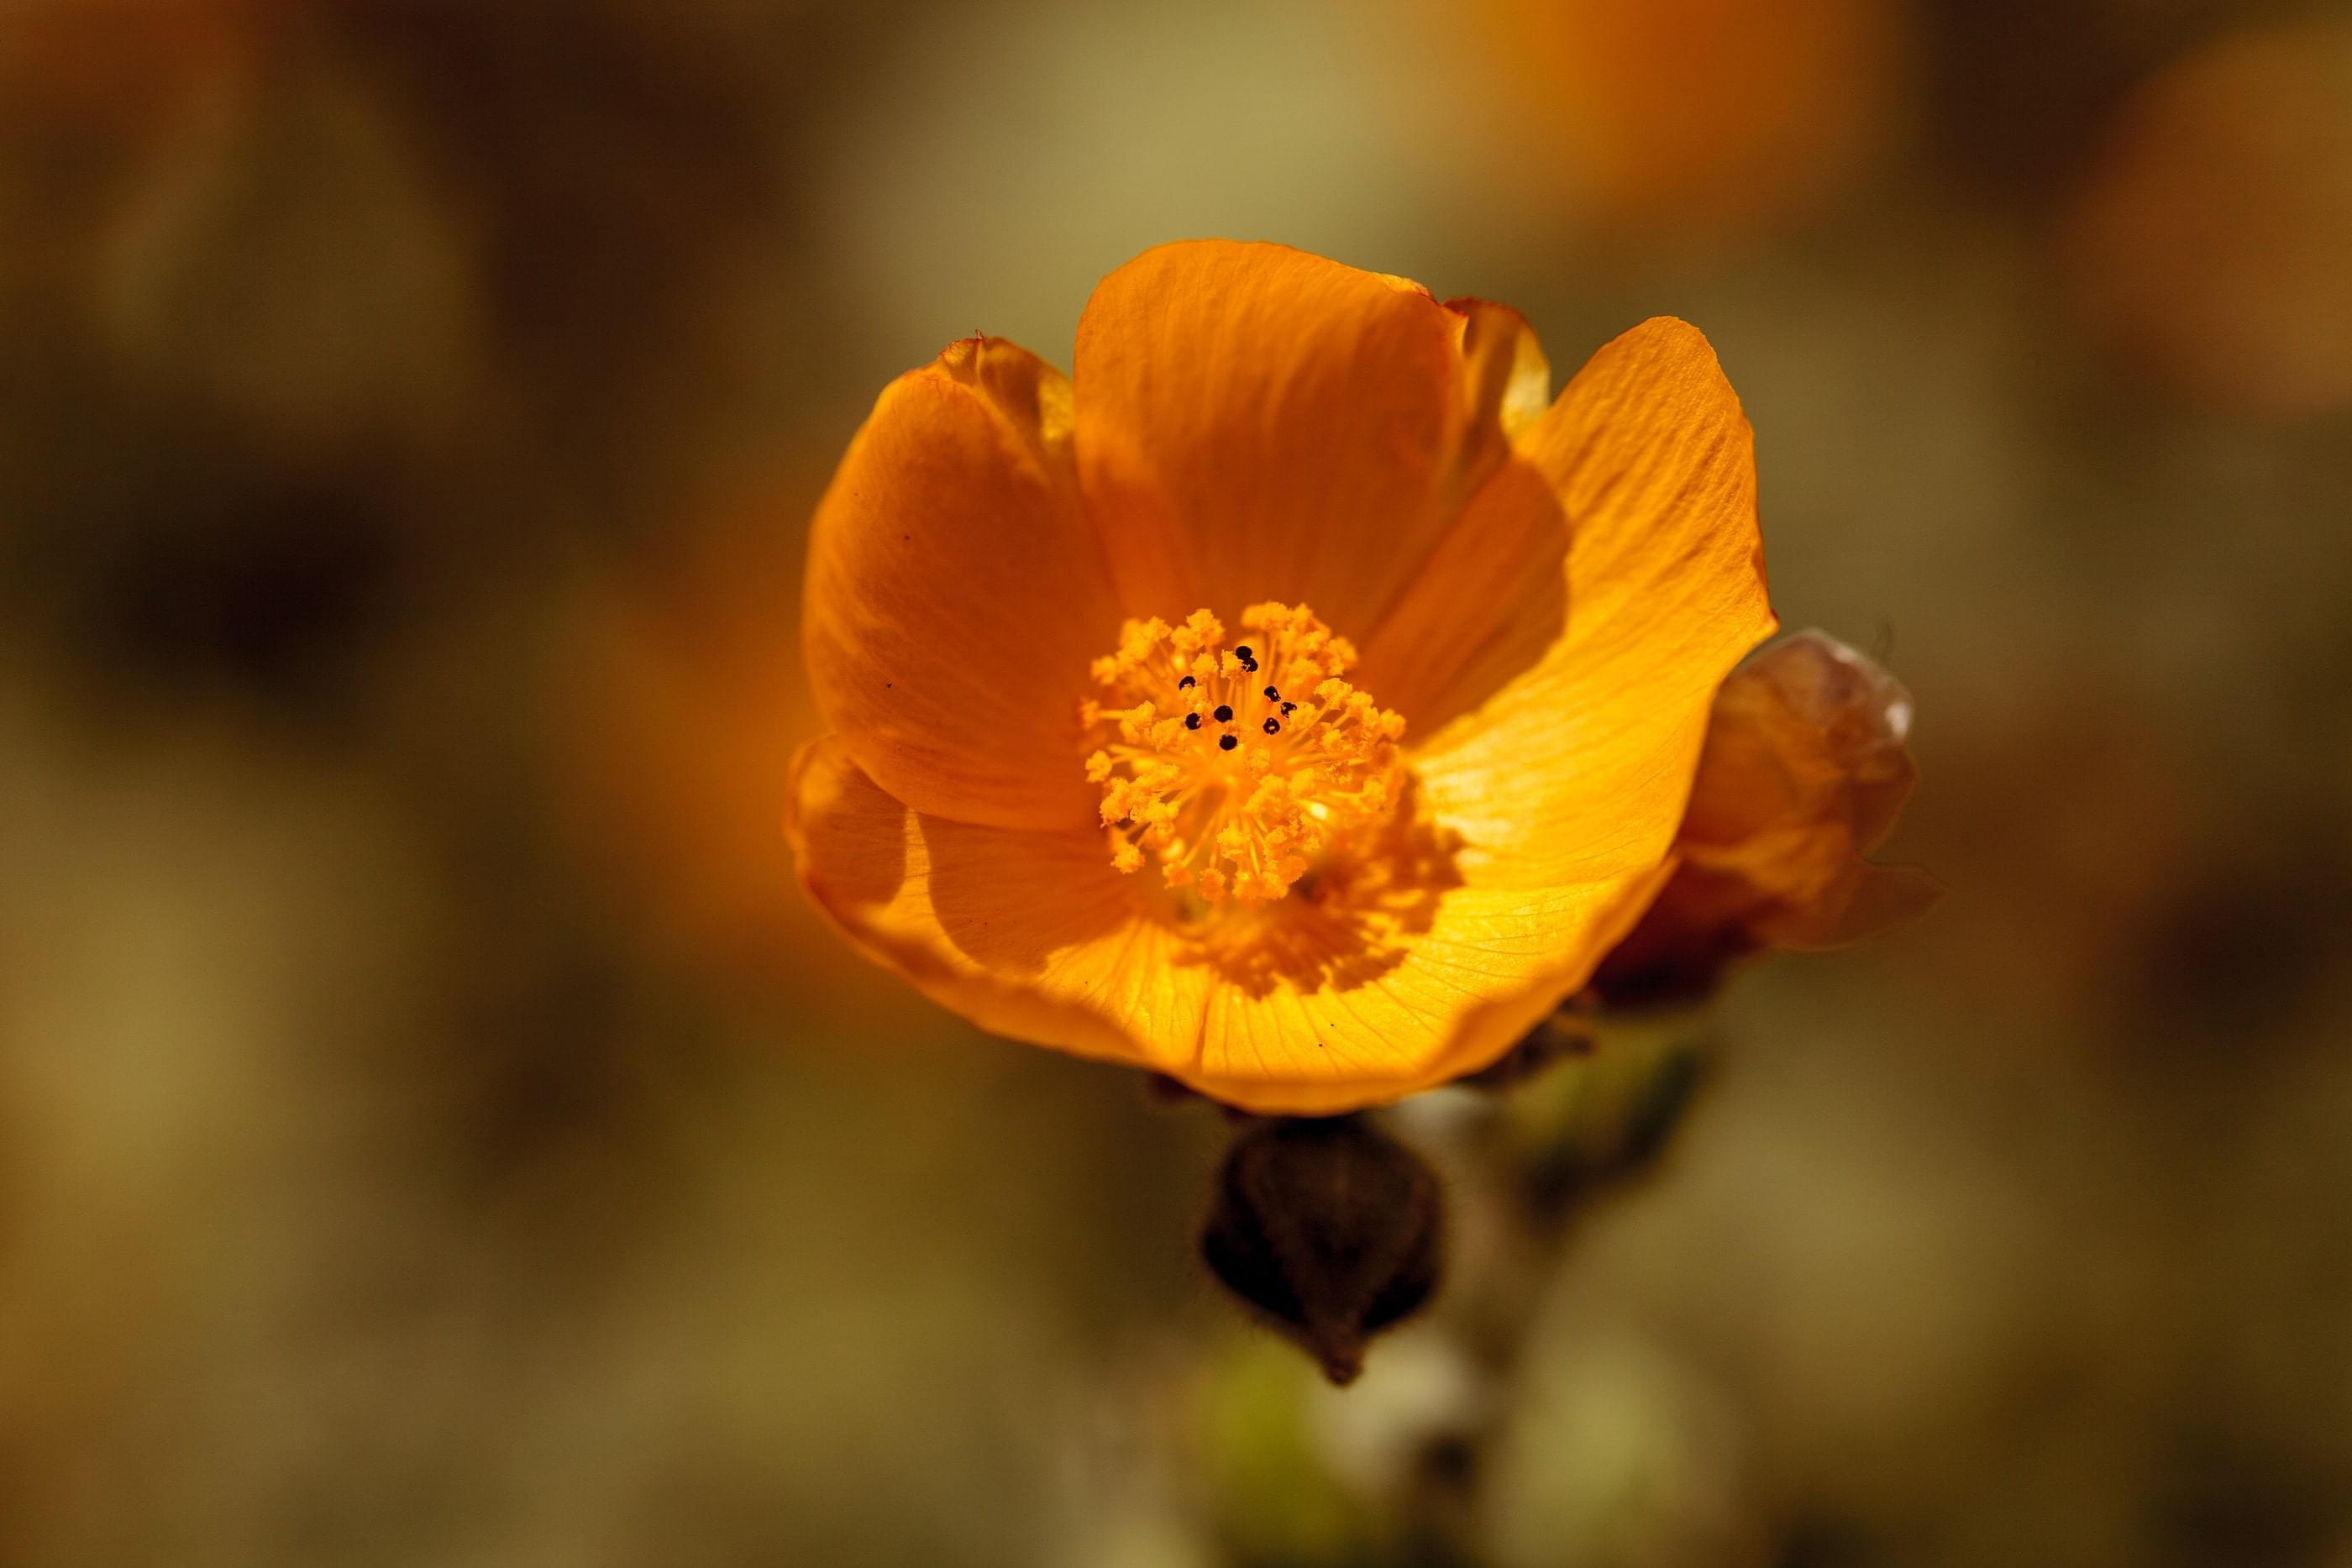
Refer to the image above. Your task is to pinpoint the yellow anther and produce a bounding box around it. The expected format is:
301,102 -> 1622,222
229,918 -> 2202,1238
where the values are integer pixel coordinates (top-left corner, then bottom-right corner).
1079,602 -> 1407,908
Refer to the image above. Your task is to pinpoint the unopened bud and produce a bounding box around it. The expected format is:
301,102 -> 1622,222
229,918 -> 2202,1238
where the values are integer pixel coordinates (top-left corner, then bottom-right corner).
1199,1115 -> 1444,1386
1594,629 -> 1939,1004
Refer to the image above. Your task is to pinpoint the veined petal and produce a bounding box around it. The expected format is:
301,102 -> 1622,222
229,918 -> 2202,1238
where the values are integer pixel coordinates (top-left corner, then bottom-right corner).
1347,298 -> 1572,735
795,292 -> 1777,1112
1410,317 -> 1777,894
789,735 -> 1675,1115
1354,454 -> 1571,737
1073,242 -> 1525,631
805,335 -> 1120,831
788,736 -> 1211,1071
1183,868 -> 1675,1114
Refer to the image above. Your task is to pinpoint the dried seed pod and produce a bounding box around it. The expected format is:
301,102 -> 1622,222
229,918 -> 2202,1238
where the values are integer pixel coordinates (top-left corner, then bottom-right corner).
1199,1115 -> 1443,1386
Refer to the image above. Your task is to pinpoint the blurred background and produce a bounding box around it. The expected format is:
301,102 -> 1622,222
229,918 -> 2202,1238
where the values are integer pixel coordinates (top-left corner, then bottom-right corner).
3,1 -> 2349,1563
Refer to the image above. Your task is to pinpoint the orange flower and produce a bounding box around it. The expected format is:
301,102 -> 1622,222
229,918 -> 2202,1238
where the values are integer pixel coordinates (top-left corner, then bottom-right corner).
787,241 -> 1774,1114
1593,630 -> 1940,1003
0,0 -> 266,129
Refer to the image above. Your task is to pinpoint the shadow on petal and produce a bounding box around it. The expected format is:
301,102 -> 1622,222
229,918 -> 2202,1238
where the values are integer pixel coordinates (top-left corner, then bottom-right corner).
1359,456 -> 1571,739
1176,782 -> 1467,999
921,811 -> 1142,978
792,736 -> 1138,984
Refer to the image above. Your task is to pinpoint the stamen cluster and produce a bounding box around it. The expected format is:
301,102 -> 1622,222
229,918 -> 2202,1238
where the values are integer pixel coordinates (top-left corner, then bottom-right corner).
1081,604 -> 1406,905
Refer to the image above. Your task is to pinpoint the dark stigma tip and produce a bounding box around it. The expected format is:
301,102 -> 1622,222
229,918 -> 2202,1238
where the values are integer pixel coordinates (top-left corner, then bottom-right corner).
1214,705 -> 1234,722
1184,712 -> 1202,730
1263,718 -> 1281,735
1219,734 -> 1239,752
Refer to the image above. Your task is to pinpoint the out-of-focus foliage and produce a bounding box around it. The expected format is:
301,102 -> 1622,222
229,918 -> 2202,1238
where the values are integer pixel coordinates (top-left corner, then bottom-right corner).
3,1 -> 2350,1565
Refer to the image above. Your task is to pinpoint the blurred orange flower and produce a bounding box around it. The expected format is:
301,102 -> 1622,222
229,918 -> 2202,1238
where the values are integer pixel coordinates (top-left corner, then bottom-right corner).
563,475 -> 923,1025
1457,0 -> 1906,240
0,0 -> 267,128
788,241 -> 1773,1113
1593,630 -> 1939,1003
2065,22 -> 2352,417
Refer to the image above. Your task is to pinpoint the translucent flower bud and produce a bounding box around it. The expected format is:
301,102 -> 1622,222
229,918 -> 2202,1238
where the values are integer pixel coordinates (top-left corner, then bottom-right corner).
1595,629 -> 1940,1004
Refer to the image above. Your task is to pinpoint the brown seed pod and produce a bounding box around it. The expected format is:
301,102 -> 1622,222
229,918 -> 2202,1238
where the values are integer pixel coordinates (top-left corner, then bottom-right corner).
1198,1115 -> 1444,1386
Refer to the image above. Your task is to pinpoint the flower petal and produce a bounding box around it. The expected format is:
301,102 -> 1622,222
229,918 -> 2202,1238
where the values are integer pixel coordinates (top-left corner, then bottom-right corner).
1073,242 -> 1520,633
1409,317 -> 1777,894
787,735 -> 1211,1071
1353,454 -> 1572,737
789,734 -> 1676,1115
804,335 -> 1121,831
1347,298 -> 1572,734
1184,870 -> 1675,1114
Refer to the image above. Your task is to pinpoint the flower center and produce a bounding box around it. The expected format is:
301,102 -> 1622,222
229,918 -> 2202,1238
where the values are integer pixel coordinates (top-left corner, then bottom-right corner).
1081,603 -> 1406,906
